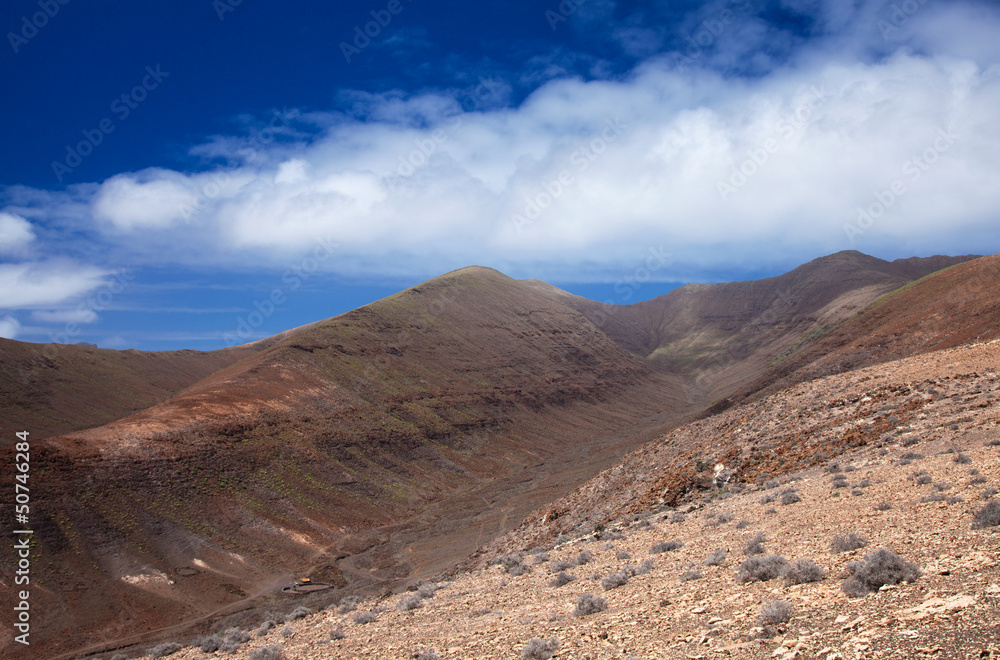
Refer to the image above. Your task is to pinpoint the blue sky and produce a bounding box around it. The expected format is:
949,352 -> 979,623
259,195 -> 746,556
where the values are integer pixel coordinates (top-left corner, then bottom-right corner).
1,0 -> 998,350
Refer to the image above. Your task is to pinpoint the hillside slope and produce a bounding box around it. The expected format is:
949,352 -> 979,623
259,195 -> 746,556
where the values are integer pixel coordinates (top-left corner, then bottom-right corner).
1,267 -> 687,659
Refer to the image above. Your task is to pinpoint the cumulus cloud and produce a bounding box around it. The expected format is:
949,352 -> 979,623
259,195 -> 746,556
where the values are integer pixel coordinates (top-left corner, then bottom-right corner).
4,0 -> 1000,283
0,212 -> 35,254
0,315 -> 21,339
0,262 -> 109,309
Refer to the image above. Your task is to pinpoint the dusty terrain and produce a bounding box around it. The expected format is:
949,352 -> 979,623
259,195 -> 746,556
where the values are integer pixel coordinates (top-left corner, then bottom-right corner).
128,337 -> 1000,660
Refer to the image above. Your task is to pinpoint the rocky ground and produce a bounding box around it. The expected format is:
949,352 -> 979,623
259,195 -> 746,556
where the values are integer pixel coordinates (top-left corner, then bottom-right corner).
114,339 -> 1000,659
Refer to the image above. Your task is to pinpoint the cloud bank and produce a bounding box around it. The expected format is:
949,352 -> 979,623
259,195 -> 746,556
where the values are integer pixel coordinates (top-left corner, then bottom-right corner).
2,0 -> 999,311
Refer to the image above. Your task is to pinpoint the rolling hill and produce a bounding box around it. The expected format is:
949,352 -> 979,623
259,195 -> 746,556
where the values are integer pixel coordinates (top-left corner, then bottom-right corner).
0,251 -> 991,658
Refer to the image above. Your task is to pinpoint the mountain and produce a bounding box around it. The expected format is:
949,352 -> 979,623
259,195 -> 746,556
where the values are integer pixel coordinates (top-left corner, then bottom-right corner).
0,252 -> 988,658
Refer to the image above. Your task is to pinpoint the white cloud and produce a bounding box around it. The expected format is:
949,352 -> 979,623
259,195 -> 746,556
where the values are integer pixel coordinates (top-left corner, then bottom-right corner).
0,212 -> 35,254
0,315 -> 21,339
0,262 -> 109,308
31,309 -> 99,324
5,0 -> 1000,282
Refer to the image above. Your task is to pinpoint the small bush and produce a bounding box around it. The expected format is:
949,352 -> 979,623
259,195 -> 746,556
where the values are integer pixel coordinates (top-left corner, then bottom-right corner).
784,558 -> 826,585
985,439 -> 1000,447
256,619 -> 278,637
954,453 -> 972,464
970,476 -> 988,485
856,478 -> 873,488
734,520 -> 751,529
601,571 -> 629,590
285,606 -> 312,622
111,655 -> 128,660
946,496 -> 964,504
921,493 -> 946,503
197,634 -> 223,652
874,501 -> 892,511
831,475 -> 849,489
916,475 -> 932,485
650,540 -> 683,554
762,478 -> 780,490
744,532 -> 767,556
248,646 -> 284,660
781,491 -> 801,505
832,532 -> 868,553
759,493 -> 777,504
972,500 -> 1000,529
572,593 -> 607,617
902,452 -> 924,460
397,593 -> 424,611
549,558 -> 574,572
280,626 -> 294,638
549,571 -> 575,587
616,550 -> 631,560
764,507 -> 777,514
669,512 -> 687,523
417,583 -> 438,598
982,487 -> 999,499
507,562 -> 532,576
736,555 -> 788,583
636,559 -> 654,575
521,637 -> 559,659
338,595 -> 360,613
716,512 -> 734,524
851,488 -> 864,496
531,552 -> 550,565
759,599 -> 794,625
681,569 -> 702,582
353,611 -> 376,625
330,627 -> 345,640
933,481 -> 952,492
576,550 -> 592,565
842,548 -> 920,596
147,642 -> 183,658
417,649 -> 441,660
704,549 -> 726,566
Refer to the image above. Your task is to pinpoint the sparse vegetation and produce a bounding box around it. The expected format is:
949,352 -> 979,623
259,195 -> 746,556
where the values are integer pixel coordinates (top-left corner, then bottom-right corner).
736,555 -> 789,583
681,568 -> 702,582
784,558 -> 826,585
338,595 -> 360,613
901,452 -> 924,460
572,593 -> 607,617
353,611 -> 377,625
248,646 -> 284,660
704,549 -> 727,566
954,453 -> 972,464
650,540 -> 683,554
874,501 -> 892,511
982,487 -> 999,499
842,549 -> 921,597
616,550 -> 631,560
576,550 -> 592,565
397,593 -> 424,611
781,490 -> 801,505
521,637 -> 559,659
758,599 -> 794,625
147,642 -> 183,658
832,532 -> 869,553
549,571 -> 575,587
280,626 -> 294,638
256,619 -> 278,637
972,500 -> 1000,529
549,558 -> 574,572
285,606 -> 312,622
531,552 -> 550,565
970,475 -> 988,485
744,532 -> 767,556
330,627 -> 345,640
668,512 -> 687,523
601,570 -> 630,590
417,649 -> 441,660
916,474 -> 932,485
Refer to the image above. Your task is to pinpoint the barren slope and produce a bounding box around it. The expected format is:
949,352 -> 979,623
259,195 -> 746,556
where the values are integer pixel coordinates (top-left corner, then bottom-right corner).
0,267 -> 687,659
